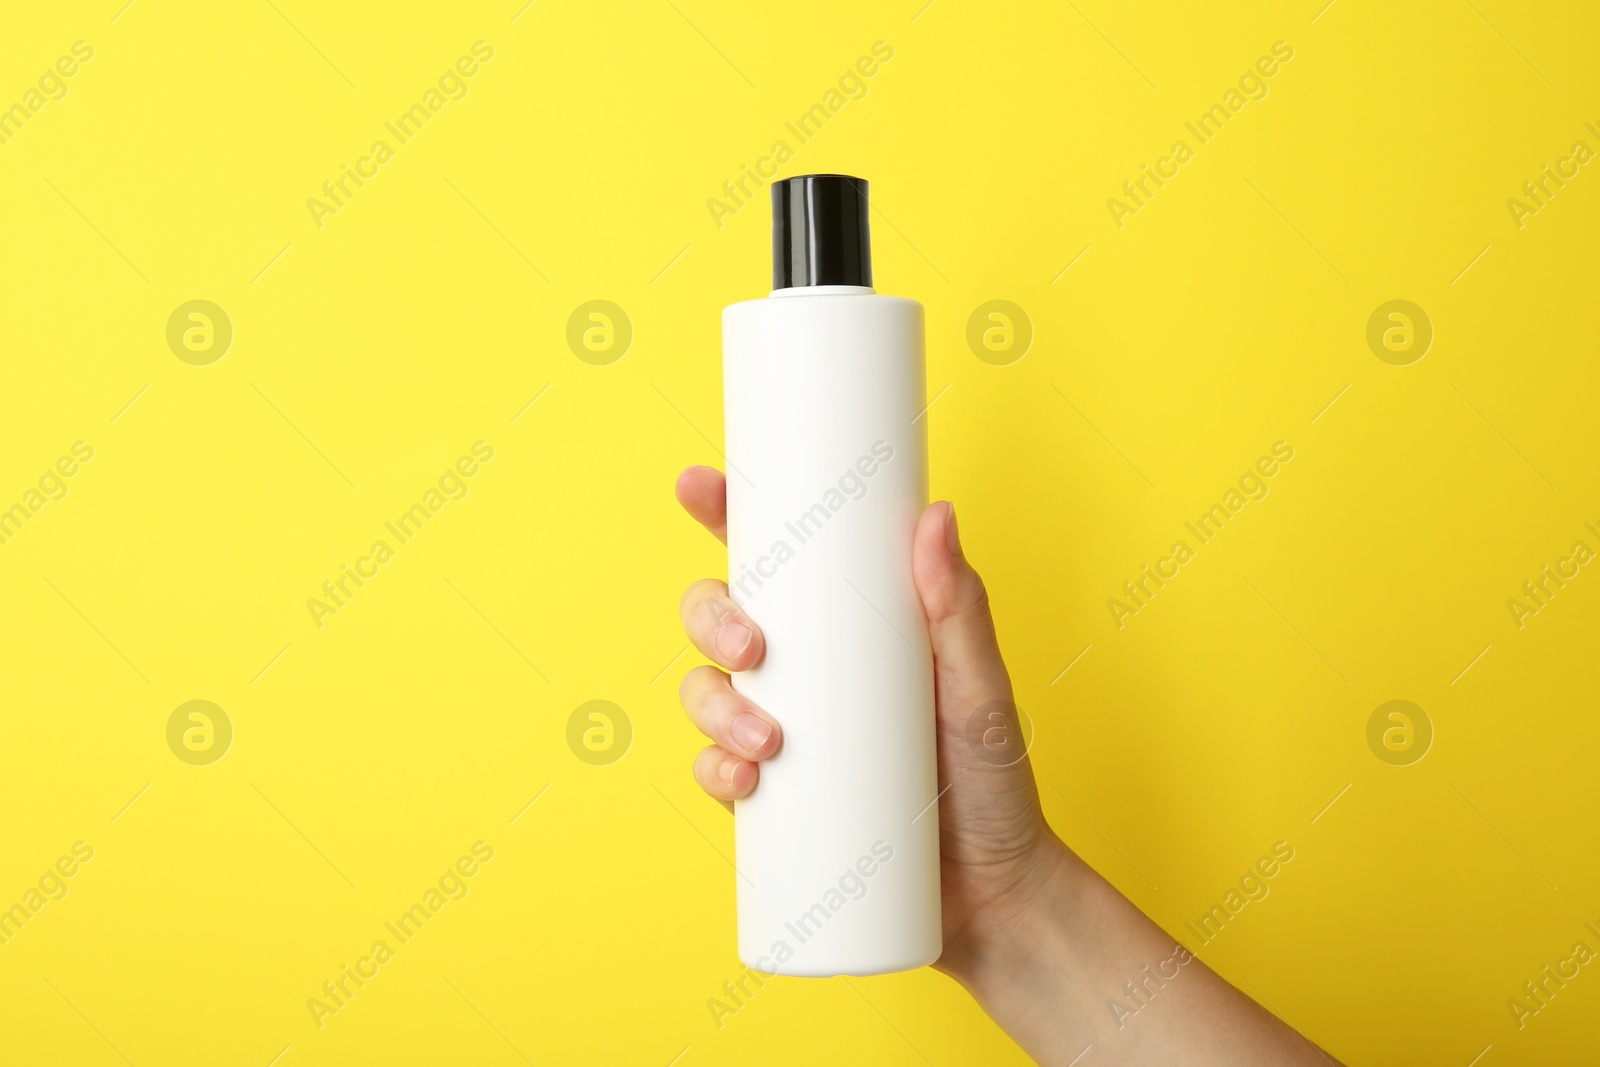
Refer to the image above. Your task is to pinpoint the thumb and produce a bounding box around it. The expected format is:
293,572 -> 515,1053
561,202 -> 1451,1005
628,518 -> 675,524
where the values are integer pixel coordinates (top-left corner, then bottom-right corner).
912,501 -> 1014,723
914,502 -> 1047,877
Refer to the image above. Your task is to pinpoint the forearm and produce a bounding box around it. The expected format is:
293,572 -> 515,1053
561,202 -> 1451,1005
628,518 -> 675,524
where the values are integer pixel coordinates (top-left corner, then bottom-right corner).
942,835 -> 1338,1067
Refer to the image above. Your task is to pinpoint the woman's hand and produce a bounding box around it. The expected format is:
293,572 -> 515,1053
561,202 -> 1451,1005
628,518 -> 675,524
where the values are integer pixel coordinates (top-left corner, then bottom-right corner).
673,464 -> 1341,1066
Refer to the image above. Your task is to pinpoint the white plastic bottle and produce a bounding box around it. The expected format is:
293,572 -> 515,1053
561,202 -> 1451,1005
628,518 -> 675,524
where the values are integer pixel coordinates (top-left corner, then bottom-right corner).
722,174 -> 941,977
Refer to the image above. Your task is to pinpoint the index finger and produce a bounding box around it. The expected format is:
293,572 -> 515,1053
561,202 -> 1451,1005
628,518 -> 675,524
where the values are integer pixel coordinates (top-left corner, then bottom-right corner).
675,465 -> 728,545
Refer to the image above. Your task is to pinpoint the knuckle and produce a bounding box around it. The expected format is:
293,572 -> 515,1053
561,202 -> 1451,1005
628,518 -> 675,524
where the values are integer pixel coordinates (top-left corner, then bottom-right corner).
969,577 -> 994,617
702,684 -> 746,730
681,577 -> 726,610
957,571 -> 995,626
695,746 -> 735,793
678,581 -> 705,617
693,750 -> 720,789
678,664 -> 719,709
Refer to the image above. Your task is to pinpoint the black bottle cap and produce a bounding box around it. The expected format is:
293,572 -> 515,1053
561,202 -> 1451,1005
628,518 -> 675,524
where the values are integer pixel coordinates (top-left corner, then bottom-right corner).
772,174 -> 872,290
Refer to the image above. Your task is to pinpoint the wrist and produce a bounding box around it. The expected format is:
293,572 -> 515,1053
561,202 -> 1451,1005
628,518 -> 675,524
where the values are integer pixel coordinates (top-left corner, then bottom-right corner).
937,832 -> 1083,995
938,836 -> 1119,1067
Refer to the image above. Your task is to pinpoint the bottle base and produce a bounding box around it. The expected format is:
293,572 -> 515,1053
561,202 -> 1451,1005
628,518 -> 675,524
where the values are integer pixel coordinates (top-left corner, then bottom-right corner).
738,946 -> 942,979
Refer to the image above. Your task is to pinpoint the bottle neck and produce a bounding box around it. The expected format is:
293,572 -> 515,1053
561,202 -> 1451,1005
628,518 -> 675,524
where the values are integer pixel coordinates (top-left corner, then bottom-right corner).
769,285 -> 876,298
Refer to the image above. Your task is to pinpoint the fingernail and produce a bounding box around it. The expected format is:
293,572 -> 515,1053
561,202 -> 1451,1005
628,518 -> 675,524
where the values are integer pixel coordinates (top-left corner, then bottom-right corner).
732,712 -> 772,753
716,616 -> 755,661
945,502 -> 962,556
720,757 -> 741,784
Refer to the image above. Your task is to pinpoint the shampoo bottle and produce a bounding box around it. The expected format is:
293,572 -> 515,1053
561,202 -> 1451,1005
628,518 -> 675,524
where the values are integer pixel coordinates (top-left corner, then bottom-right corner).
722,174 -> 941,977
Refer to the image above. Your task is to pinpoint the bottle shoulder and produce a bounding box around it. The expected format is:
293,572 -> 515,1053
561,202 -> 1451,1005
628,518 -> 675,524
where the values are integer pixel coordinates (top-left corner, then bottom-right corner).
723,292 -> 923,319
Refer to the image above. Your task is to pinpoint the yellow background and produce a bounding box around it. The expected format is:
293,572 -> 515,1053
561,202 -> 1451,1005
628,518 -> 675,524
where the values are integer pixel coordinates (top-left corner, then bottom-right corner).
2,1 -> 1597,1064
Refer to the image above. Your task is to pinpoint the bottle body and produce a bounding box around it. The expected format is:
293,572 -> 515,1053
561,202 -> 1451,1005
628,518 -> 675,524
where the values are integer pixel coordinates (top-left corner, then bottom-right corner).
722,286 -> 941,977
